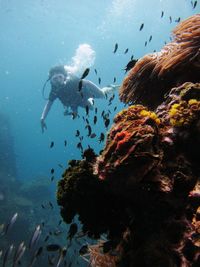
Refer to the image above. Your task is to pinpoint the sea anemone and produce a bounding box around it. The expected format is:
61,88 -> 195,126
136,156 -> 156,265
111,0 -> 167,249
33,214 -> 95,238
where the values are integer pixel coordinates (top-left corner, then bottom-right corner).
119,14 -> 200,109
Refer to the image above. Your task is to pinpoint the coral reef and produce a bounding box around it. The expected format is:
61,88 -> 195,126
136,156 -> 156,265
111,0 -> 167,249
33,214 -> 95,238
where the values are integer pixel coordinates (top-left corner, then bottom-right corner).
57,14 -> 200,267
119,14 -> 200,109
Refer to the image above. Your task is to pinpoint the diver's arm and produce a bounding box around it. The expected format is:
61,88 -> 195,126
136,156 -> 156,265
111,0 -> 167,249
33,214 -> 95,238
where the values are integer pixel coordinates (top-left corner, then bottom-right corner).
82,80 -> 105,98
40,100 -> 53,133
82,80 -> 120,98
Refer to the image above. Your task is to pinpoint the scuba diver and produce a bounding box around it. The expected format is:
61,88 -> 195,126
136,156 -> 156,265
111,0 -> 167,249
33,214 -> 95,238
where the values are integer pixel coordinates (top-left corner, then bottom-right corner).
40,65 -> 119,132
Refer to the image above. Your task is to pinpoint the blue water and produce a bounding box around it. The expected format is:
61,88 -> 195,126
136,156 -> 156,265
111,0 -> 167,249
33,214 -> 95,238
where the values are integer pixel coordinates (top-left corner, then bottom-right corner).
0,0 -> 199,265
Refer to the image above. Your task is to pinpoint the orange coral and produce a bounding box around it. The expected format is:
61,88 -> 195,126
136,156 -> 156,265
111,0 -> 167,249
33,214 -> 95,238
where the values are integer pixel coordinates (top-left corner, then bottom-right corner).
119,14 -> 200,109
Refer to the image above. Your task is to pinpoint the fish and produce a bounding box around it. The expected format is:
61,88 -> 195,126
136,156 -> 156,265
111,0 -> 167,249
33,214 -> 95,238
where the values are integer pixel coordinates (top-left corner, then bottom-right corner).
113,77 -> 116,83
90,133 -> 96,138
29,225 -> 41,249
101,110 -> 105,117
44,235 -> 50,242
85,124 -> 92,137
139,23 -> 144,31
77,142 -> 83,151
169,16 -> 172,23
124,48 -> 129,54
85,118 -> 89,124
124,59 -> 138,73
28,247 -> 43,267
50,168 -> 54,174
130,55 -> 134,60
85,105 -> 89,116
4,212 -> 18,235
145,41 -> 147,47
75,130 -> 80,137
193,1 -> 197,8
95,107 -> 98,114
94,69 -> 97,75
161,11 -> 164,18
13,242 -> 26,267
98,77 -> 101,85
104,118 -> 110,128
49,201 -> 54,209
108,94 -> 115,104
67,223 -> 78,240
50,141 -> 54,148
175,17 -> 181,23
3,244 -> 14,267
99,133 -> 105,143
64,140 -> 67,146
81,68 -> 90,79
46,244 -> 61,252
51,176 -> 54,182
149,35 -> 152,42
78,80 -> 83,91
114,106 -> 117,111
113,43 -> 118,53
55,247 -> 66,267
93,115 -> 97,125
58,164 -> 63,168
41,204 -> 45,209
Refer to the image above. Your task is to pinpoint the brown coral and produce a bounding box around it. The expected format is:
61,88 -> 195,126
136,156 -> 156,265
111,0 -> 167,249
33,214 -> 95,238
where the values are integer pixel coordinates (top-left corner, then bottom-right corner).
119,14 -> 200,109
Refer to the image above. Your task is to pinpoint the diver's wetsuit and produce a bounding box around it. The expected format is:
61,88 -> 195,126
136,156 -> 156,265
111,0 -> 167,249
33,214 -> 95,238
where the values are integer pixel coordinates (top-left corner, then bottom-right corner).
41,74 -> 105,121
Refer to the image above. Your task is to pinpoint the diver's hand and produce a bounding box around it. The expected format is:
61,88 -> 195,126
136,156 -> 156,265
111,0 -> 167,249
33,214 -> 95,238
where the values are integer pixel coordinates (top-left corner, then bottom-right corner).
40,119 -> 47,133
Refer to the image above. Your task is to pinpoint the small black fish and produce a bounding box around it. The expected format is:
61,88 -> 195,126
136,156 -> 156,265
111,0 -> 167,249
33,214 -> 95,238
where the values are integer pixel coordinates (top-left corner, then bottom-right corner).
175,17 -> 181,23
58,220 -> 62,225
98,77 -> 101,85
85,118 -> 89,124
113,43 -> 118,53
161,11 -> 164,18
49,201 -> 54,209
50,141 -> 54,148
95,107 -> 98,114
101,110 -> 105,117
145,41 -> 147,47
90,133 -> 96,138
46,244 -> 61,252
94,69 -> 97,75
75,130 -> 80,137
149,35 -> 152,42
93,115 -> 97,125
85,124 -> 92,136
44,235 -> 50,242
85,105 -> 89,116
64,140 -> 67,146
67,223 -> 78,240
58,164 -> 63,168
139,23 -> 144,31
77,142 -> 83,151
78,80 -> 83,91
193,0 -> 197,8
124,48 -> 129,54
99,133 -> 105,143
131,55 -> 134,60
113,77 -> 116,83
169,16 -> 172,23
51,176 -> 54,182
41,204 -> 45,209
114,106 -> 117,111
124,59 -> 138,73
50,168 -> 54,174
104,118 -> 110,128
81,68 -> 90,79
